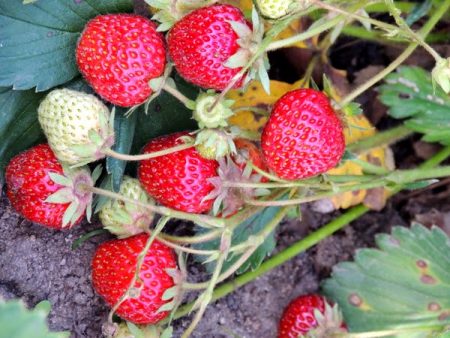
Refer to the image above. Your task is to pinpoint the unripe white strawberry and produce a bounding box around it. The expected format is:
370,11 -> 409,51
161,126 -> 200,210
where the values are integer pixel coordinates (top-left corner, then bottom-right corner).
99,176 -> 154,238
254,0 -> 304,19
38,88 -> 114,165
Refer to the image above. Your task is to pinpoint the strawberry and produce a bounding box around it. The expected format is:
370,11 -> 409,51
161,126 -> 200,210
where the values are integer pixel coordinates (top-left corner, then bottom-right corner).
5,144 -> 94,229
279,294 -> 346,338
99,176 -> 154,238
76,14 -> 166,107
167,4 -> 249,91
138,132 -> 219,213
38,88 -> 114,166
261,89 -> 345,180
254,0 -> 299,19
92,234 -> 177,324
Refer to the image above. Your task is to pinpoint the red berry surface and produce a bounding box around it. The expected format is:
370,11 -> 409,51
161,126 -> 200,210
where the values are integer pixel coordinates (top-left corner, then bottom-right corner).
76,14 -> 166,107
278,294 -> 326,338
168,4 -> 248,91
261,89 -> 345,180
91,234 -> 177,324
5,144 -> 82,229
138,132 -> 219,213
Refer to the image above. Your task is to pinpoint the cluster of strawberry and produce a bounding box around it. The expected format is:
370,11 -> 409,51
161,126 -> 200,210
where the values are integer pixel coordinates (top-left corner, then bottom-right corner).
4,3 -> 346,335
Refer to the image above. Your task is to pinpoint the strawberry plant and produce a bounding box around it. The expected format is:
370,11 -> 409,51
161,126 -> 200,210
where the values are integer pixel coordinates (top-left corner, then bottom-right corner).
1,0 -> 450,337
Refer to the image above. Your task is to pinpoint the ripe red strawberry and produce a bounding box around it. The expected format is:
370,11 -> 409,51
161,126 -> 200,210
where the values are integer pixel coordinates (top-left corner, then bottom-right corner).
92,233 -> 177,324
138,132 -> 219,213
261,89 -> 345,180
76,14 -> 166,107
279,294 -> 346,338
5,144 -> 89,229
167,4 -> 248,91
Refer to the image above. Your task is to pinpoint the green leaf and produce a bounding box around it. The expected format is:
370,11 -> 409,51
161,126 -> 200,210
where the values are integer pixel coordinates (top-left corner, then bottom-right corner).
131,73 -> 198,153
194,206 -> 281,274
378,66 -> 450,145
0,299 -> 69,338
106,108 -> 137,192
322,223 -> 450,337
0,0 -> 133,91
0,87 -> 46,185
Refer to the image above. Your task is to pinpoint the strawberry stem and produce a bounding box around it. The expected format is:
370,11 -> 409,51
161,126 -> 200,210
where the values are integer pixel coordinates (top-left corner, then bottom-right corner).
170,145 -> 450,320
346,125 -> 412,155
81,185 -> 225,228
102,142 -> 194,161
340,0 -> 450,106
162,83 -> 195,107
181,206 -> 289,291
246,164 -> 450,207
157,236 -> 217,256
181,230 -> 232,338
383,0 -> 443,63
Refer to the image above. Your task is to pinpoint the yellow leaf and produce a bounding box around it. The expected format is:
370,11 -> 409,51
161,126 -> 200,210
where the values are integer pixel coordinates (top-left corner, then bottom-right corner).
328,115 -> 393,210
227,80 -> 293,132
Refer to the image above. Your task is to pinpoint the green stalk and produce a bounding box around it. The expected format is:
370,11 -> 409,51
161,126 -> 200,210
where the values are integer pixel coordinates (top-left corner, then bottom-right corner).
341,0 -> 450,105
347,125 -> 412,154
172,145 -> 450,320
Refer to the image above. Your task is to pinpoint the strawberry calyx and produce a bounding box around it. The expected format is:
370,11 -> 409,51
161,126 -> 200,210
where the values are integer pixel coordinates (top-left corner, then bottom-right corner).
194,128 -> 237,160
155,267 -> 185,315
190,91 -> 235,129
71,107 -> 115,167
305,302 -> 347,338
45,165 -> 101,228
148,0 -> 218,31
224,8 -> 270,93
204,155 -> 269,217
432,57 -> 450,94
99,176 -> 155,238
254,0 -> 305,20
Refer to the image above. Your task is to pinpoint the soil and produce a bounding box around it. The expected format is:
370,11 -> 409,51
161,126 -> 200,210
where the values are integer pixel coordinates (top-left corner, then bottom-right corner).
1,2 -> 450,337
1,185 -> 449,338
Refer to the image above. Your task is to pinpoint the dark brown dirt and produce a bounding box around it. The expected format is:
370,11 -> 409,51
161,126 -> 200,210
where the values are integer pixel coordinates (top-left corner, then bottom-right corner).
2,187 -> 448,337
2,2 -> 449,337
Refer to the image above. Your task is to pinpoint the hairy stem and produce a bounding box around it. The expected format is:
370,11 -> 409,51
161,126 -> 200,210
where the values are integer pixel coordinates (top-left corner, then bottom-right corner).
103,142 -> 194,161
341,0 -> 450,105
346,125 -> 413,155
181,231 -> 231,338
247,165 -> 450,206
182,207 -> 289,290
172,145 -> 450,320
163,83 -> 194,107
83,185 -> 225,228
384,0 -> 443,62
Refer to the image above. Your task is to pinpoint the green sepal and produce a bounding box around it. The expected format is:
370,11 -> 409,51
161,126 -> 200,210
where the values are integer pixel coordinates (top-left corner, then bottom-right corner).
160,326 -> 173,338
161,286 -> 178,301
45,187 -> 73,204
156,300 -> 175,314
62,201 -> 78,228
227,20 -> 252,38
48,172 -> 72,187
91,165 -> 103,185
